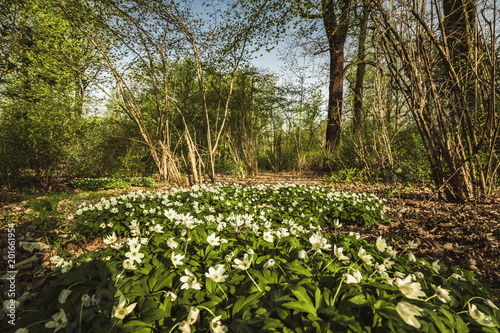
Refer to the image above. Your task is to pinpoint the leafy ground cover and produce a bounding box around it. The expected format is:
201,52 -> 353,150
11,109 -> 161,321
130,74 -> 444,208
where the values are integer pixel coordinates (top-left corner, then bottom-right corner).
69,177 -> 156,191
1,173 -> 499,332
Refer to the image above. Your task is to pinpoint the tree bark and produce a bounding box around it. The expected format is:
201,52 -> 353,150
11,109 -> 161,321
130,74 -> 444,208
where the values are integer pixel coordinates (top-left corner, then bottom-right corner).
352,2 -> 369,135
323,0 -> 351,152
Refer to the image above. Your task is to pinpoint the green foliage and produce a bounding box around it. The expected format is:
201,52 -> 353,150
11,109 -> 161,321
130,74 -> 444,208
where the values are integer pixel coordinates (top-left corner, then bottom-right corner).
0,0 -> 97,186
391,128 -> 432,184
68,177 -> 155,191
18,184 -> 499,332
324,168 -> 368,184
65,116 -> 156,179
30,197 -> 62,225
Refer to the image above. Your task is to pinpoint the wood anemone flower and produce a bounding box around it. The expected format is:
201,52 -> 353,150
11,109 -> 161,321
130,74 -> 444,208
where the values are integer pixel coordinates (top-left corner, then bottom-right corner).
113,295 -> 137,320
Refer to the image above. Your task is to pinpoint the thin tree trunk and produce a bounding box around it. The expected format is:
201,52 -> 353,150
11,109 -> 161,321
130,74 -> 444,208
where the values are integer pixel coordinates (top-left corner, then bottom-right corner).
353,2 -> 369,135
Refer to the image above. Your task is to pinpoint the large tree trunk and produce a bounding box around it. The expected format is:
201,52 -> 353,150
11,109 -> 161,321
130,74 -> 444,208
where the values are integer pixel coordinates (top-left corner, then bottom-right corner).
324,0 -> 351,152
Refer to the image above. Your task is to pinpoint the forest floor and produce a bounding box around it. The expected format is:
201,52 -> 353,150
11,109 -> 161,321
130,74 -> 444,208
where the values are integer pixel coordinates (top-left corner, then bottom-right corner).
1,171 -> 499,322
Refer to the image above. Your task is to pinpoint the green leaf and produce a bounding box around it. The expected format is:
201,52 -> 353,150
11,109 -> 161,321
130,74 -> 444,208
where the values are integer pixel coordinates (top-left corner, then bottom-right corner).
39,210 -> 49,221
347,294 -> 368,306
282,300 -> 317,316
152,272 -> 175,292
262,317 -> 285,329
232,293 -> 261,316
285,263 -> 313,278
314,288 -> 322,309
30,199 -> 44,213
425,309 -> 448,332
291,286 -> 314,308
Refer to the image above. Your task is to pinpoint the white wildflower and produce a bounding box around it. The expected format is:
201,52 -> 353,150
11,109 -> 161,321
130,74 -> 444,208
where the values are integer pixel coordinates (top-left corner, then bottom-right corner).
112,295 -> 137,320
61,260 -> 73,273
334,245 -> 349,261
432,260 -> 441,273
395,276 -> 426,300
376,236 -> 387,252
45,309 -> 68,332
432,284 -> 452,303
205,265 -> 228,283
180,269 -> 202,290
396,302 -> 423,329
468,303 -> 496,327
358,247 -> 373,266
263,259 -> 275,269
232,253 -> 253,270
344,270 -> 363,284
187,306 -> 200,324
408,240 -> 418,249
123,259 -> 137,270
210,315 -> 228,333
58,289 -> 71,304
165,291 -> 177,301
103,232 -> 117,245
50,256 -> 65,267
167,238 -> 179,249
386,246 -> 397,257
171,253 -> 185,268
298,250 -> 308,259
309,231 -> 332,253
263,231 -> 274,243
125,244 -> 144,263
485,299 -> 499,310
207,232 -> 221,246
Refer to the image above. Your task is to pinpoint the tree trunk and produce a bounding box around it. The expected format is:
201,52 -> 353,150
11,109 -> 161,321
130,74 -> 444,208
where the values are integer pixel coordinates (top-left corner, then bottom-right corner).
353,2 -> 369,135
244,77 -> 258,176
324,0 -> 351,152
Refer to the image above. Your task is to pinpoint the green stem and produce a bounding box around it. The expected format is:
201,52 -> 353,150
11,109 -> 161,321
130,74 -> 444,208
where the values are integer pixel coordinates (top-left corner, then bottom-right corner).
196,305 -> 216,317
168,322 -> 182,333
321,259 -> 336,273
424,294 -> 437,302
332,279 -> 343,307
107,319 -> 118,333
116,269 -> 125,280
184,237 -> 190,255
276,263 -> 289,279
79,300 -> 84,332
246,270 -> 263,293
368,269 -> 380,279
463,297 -> 484,309
217,282 -> 229,301
68,282 -> 81,289
22,320 -> 48,329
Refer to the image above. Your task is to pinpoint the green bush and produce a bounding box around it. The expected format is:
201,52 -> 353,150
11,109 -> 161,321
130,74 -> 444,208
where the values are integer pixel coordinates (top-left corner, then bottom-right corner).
18,184 -> 499,332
